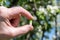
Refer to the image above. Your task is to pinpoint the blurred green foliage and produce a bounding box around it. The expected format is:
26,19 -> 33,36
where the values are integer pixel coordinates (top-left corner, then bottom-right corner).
0,0 -> 60,40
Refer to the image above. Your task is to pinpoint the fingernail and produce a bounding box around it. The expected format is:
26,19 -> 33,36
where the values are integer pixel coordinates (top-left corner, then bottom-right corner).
33,16 -> 37,20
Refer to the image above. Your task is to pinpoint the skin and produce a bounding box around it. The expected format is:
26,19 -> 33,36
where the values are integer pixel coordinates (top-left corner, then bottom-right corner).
0,6 -> 34,40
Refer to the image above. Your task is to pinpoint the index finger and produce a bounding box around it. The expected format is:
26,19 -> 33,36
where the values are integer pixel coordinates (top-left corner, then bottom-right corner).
8,6 -> 34,20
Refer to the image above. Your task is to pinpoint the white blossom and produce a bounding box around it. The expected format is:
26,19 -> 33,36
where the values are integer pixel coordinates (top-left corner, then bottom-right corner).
53,35 -> 56,39
47,5 -> 58,14
47,5 -> 53,10
39,6 -> 47,14
51,9 -> 55,13
53,6 -> 58,10
38,29 -> 41,32
57,32 -> 60,35
47,5 -> 58,10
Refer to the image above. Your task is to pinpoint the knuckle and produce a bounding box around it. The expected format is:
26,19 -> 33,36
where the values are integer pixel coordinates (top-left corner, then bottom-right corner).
8,32 -> 15,37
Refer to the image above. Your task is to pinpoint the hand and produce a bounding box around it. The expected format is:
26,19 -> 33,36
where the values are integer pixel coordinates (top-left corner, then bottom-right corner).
0,6 -> 34,40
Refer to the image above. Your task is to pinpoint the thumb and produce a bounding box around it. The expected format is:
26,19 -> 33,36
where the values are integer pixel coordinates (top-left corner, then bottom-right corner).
9,25 -> 33,37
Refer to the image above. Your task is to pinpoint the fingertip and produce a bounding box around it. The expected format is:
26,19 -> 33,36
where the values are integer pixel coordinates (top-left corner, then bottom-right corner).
29,25 -> 34,31
32,16 -> 37,20
28,16 -> 37,21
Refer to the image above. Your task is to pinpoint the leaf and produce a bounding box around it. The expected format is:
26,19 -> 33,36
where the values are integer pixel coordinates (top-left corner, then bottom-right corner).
0,0 -> 2,2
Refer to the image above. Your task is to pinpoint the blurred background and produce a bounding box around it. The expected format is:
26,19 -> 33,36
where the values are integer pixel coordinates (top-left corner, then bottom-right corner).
0,0 -> 60,40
